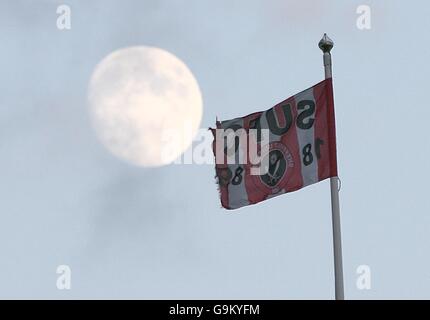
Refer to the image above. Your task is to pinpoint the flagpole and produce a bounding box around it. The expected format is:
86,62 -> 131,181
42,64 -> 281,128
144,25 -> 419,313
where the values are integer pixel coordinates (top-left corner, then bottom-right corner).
318,33 -> 344,300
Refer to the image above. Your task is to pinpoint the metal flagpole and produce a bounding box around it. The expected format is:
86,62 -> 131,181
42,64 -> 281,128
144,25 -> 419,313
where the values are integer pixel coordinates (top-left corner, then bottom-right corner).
318,33 -> 345,300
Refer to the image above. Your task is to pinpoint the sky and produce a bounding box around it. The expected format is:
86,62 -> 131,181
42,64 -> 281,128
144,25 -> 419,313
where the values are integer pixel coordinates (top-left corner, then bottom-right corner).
1,0 -> 430,299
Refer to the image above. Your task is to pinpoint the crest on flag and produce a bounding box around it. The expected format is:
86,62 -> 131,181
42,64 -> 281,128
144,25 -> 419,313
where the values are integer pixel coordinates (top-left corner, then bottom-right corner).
211,78 -> 338,209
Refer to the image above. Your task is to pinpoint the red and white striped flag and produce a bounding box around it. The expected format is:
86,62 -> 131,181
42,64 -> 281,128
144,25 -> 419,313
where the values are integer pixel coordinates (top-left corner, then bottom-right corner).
211,78 -> 338,209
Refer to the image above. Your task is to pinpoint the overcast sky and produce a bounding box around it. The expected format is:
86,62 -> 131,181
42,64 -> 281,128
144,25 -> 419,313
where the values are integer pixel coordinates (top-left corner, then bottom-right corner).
1,0 -> 429,299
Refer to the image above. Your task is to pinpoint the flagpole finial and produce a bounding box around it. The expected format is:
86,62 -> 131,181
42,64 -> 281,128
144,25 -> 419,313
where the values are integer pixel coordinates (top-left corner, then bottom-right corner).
319,33 -> 334,53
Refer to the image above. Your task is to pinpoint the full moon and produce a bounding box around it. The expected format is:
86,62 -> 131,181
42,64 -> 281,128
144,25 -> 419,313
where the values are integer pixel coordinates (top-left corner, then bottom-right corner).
88,46 -> 203,167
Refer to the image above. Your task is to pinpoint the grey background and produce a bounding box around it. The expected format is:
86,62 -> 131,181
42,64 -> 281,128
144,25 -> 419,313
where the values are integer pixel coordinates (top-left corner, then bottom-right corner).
0,0 -> 429,299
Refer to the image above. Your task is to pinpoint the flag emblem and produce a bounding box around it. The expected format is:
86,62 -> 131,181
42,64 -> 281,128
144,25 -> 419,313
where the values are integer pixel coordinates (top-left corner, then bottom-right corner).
256,141 -> 292,189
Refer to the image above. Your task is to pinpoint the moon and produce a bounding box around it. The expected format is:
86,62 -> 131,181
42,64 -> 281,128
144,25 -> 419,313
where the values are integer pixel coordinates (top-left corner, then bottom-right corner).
88,46 -> 203,167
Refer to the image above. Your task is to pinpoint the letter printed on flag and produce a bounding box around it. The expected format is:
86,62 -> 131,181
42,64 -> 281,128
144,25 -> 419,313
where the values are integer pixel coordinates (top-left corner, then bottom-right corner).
211,78 -> 338,209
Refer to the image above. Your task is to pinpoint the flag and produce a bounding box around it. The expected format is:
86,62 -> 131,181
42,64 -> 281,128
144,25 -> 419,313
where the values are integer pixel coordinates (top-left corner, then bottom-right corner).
211,78 -> 337,209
